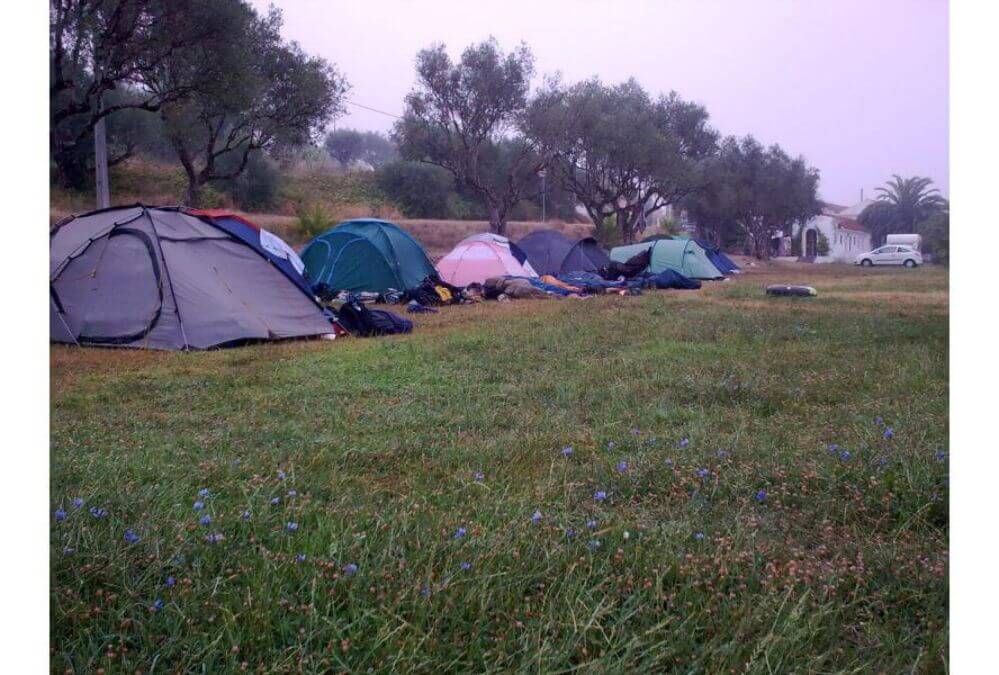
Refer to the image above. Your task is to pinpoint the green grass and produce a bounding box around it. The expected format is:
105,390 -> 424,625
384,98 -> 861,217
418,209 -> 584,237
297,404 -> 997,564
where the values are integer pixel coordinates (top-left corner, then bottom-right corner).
50,265 -> 948,673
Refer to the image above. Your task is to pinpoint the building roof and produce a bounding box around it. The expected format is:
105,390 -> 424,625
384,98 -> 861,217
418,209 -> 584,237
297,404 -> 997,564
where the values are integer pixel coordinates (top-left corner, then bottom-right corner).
831,214 -> 868,232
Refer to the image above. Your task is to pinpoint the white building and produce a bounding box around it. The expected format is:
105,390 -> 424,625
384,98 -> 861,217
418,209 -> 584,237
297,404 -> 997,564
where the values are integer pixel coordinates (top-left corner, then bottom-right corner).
799,200 -> 873,263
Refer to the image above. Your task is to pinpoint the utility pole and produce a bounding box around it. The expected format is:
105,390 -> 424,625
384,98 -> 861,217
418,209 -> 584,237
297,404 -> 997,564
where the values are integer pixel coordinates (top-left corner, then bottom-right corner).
93,55 -> 111,209
539,169 -> 546,222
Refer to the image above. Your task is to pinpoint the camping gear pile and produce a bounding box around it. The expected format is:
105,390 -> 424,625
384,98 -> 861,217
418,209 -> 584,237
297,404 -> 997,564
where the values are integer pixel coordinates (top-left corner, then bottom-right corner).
50,208 -> 743,351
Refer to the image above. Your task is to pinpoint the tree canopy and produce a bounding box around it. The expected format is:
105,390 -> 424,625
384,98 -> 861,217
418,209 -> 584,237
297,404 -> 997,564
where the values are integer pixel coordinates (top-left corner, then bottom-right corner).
684,136 -> 821,259
394,38 -> 544,234
325,129 -> 397,169
526,78 -> 717,242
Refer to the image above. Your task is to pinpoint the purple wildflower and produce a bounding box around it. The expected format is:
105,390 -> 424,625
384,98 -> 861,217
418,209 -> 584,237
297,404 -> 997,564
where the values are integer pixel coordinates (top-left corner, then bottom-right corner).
565,528 -> 576,539
193,500 -> 205,511
840,450 -> 852,461
606,441 -> 616,450
89,506 -> 107,519
460,561 -> 472,570
296,553 -> 307,563
152,598 -> 165,611
935,449 -> 947,462
241,510 -> 251,521
166,577 -> 176,587
199,514 -> 212,526
531,510 -> 543,524
755,489 -> 767,503
586,519 -> 598,530
828,443 -> 839,454
664,459 -> 674,467
696,468 -> 709,479
694,531 -> 705,541
54,509 -> 67,522
678,437 -> 690,448
277,470 -> 287,480
123,529 -> 141,544
474,472 -> 485,482
561,445 -> 573,458
286,522 -> 299,532
454,527 -> 467,539
343,563 -> 358,577
204,532 -> 225,543
616,461 -> 628,473
287,489 -> 297,498
72,498 -> 84,509
874,417 -> 884,426
270,497 -> 280,506
198,488 -> 210,497
629,427 -> 641,436
594,490 -> 607,502
716,449 -> 728,459
883,427 -> 894,440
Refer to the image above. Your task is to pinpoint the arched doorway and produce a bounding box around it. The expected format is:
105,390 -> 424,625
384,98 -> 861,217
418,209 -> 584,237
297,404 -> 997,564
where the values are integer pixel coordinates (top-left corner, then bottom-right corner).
805,229 -> 818,258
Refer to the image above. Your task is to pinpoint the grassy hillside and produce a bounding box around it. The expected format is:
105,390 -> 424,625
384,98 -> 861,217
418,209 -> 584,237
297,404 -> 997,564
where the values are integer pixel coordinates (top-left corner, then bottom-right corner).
50,158 -> 593,254
50,265 -> 948,672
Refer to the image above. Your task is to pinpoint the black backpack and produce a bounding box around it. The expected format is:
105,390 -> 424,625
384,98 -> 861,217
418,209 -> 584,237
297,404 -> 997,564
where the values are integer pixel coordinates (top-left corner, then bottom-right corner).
335,295 -> 413,337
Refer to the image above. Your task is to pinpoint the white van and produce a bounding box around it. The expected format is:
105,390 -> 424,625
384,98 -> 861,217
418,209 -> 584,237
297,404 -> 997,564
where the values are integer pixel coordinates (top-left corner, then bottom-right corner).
885,234 -> 922,251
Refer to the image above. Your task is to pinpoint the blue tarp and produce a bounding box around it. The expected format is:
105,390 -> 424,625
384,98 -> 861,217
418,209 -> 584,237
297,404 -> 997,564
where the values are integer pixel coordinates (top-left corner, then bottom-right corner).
644,269 -> 701,290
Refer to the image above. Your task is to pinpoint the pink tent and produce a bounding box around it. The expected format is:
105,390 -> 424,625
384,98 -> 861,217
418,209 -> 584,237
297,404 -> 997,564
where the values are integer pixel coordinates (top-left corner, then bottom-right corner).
436,235 -> 537,287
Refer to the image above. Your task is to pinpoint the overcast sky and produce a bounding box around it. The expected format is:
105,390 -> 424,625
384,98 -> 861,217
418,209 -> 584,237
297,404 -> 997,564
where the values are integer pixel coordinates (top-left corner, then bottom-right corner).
254,0 -> 949,205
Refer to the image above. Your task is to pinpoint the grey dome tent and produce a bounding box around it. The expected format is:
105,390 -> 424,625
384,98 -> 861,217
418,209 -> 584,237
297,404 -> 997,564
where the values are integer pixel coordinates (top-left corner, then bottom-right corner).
517,229 -> 611,275
50,205 -> 335,350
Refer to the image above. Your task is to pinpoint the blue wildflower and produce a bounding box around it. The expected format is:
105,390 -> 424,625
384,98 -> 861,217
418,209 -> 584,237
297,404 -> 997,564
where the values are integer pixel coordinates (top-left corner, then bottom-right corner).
166,577 -> 176,587
204,532 -> 224,543
474,472 -> 485,482
616,460 -> 628,473
935,449 -> 947,462
277,470 -> 287,480
594,490 -> 607,502
664,459 -> 674,467
454,527 -> 467,539
561,445 -> 573,458
152,599 -> 165,612
54,509 -> 67,522
198,488 -> 210,497
123,529 -> 141,544
630,427 -> 641,436
343,563 -> 358,577
296,553 -> 307,563
72,498 -> 84,509
531,510 -> 543,524
420,586 -> 431,598
286,522 -> 298,532
199,514 -> 212,526
678,437 -> 690,448
874,417 -> 884,426
586,519 -> 598,530
606,441 -> 616,450
697,468 -> 709,479
193,500 -> 205,511
89,506 -> 107,519
241,510 -> 251,521
828,443 -> 839,454
755,489 -> 767,503
460,561 -> 472,570
270,497 -> 280,506
287,489 -> 297,498
694,531 -> 705,541
565,529 -> 576,539
716,450 -> 728,459
883,427 -> 894,440
840,450 -> 852,461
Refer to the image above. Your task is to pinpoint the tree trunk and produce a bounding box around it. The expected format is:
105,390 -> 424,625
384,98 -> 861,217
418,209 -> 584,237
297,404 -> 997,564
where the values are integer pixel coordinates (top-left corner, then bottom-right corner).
184,173 -> 203,207
488,204 -> 506,236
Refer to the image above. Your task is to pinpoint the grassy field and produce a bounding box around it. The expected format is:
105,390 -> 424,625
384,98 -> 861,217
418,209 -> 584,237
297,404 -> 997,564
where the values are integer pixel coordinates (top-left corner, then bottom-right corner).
50,263 -> 948,673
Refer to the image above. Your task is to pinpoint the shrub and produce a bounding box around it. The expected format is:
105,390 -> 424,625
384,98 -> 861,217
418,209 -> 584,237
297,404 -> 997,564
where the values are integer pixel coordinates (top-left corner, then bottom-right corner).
295,201 -> 334,238
816,232 -> 831,256
375,161 -> 454,218
213,152 -> 282,212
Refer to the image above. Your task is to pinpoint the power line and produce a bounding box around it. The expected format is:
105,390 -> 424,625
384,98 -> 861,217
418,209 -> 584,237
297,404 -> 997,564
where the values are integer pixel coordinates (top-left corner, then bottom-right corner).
345,98 -> 403,119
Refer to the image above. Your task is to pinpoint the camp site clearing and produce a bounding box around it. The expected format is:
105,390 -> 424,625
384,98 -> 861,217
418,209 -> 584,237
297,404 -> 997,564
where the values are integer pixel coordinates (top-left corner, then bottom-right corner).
50,262 -> 948,673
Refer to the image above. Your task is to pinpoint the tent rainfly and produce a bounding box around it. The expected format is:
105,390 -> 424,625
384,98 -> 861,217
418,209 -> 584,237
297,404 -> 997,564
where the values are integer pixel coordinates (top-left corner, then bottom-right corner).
301,219 -> 437,294
436,234 -> 537,287
516,229 -> 610,275
610,238 -> 725,280
50,205 -> 334,350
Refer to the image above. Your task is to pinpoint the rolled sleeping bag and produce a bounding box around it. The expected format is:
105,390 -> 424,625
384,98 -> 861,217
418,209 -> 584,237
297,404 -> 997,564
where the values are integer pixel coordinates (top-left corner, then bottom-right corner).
766,285 -> 817,297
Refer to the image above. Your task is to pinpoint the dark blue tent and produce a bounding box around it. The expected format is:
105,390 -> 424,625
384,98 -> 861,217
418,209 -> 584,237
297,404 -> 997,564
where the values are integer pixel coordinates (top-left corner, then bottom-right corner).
517,229 -> 611,275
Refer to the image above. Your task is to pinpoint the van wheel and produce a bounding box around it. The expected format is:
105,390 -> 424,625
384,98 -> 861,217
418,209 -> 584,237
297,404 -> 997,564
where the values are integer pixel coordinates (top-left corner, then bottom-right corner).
904,259 -> 917,268
861,259 -> 873,267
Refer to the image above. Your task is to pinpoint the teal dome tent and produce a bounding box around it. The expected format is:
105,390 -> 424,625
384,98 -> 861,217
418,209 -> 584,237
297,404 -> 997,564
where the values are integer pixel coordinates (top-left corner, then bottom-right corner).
610,238 -> 724,280
301,219 -> 436,294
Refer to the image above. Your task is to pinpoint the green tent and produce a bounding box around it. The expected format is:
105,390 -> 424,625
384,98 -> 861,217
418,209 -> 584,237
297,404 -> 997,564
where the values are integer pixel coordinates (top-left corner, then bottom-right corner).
610,238 -> 724,280
301,219 -> 436,294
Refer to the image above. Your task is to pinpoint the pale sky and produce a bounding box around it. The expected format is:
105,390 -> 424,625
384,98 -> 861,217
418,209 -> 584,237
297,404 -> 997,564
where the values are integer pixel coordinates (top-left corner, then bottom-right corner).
254,0 -> 949,205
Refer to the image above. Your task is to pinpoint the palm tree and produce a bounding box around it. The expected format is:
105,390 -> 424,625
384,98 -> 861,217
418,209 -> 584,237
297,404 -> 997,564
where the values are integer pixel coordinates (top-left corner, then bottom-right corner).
859,175 -> 948,245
